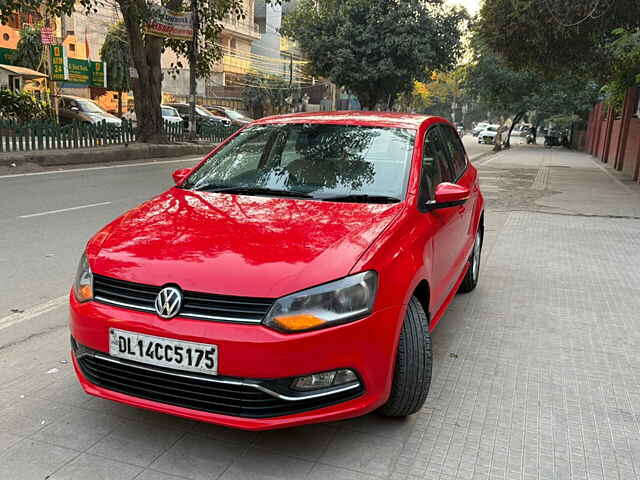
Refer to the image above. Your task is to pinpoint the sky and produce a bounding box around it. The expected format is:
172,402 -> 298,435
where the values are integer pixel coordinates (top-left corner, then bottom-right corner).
450,0 -> 480,15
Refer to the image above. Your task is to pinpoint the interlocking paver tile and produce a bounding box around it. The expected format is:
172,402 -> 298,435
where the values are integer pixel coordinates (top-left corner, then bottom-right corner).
49,453 -> 143,480
150,433 -> 246,480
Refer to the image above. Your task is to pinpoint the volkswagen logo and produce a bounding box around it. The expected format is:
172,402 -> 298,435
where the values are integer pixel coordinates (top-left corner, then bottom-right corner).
155,286 -> 182,319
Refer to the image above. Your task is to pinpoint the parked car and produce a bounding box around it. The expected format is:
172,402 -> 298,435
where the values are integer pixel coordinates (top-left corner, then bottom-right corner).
165,103 -> 231,131
478,124 -> 500,144
70,111 -> 485,430
161,105 -> 183,124
472,122 -> 490,137
58,95 -> 122,126
206,105 -> 253,126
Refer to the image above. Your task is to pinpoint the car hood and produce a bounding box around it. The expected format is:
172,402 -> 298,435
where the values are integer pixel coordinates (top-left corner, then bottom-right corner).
88,188 -> 403,298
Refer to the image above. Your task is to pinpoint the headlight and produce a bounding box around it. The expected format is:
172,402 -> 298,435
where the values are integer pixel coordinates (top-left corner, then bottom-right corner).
73,253 -> 93,302
264,271 -> 378,333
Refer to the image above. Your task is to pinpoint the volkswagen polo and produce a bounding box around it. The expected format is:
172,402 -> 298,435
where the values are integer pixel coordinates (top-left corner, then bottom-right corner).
70,112 -> 484,430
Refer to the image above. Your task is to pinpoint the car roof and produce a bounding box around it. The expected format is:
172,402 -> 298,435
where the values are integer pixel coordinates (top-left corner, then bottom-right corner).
254,111 -> 437,130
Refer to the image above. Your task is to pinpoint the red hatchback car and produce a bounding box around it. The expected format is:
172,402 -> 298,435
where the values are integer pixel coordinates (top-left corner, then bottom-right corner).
70,112 -> 484,430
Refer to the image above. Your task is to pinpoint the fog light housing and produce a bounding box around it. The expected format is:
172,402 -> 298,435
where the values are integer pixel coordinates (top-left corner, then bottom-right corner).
291,368 -> 359,391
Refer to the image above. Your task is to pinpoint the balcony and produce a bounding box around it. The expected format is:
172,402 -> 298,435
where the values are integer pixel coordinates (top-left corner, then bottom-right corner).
221,16 -> 261,41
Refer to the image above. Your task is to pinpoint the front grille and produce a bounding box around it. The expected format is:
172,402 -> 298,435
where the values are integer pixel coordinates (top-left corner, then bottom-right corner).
93,274 -> 274,323
75,344 -> 364,418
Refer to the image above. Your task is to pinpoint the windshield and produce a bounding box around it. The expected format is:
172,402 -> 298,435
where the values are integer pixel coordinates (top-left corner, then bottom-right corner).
182,123 -> 416,201
162,107 -> 180,117
486,126 -> 498,132
77,100 -> 106,114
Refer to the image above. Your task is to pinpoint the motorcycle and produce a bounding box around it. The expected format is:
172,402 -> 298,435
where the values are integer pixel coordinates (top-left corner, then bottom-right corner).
525,129 -> 536,145
544,131 -> 562,148
544,130 -> 570,148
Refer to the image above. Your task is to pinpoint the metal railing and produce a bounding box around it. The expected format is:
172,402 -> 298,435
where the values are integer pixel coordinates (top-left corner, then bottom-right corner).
0,119 -> 240,153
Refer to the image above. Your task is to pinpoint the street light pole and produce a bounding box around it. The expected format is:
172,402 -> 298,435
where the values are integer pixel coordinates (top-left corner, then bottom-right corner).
188,0 -> 199,138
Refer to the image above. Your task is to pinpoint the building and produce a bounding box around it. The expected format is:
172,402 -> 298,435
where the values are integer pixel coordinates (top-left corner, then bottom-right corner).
163,0 -> 261,109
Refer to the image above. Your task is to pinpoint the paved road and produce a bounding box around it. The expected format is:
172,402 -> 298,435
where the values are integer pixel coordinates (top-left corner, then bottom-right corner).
2,145 -> 640,479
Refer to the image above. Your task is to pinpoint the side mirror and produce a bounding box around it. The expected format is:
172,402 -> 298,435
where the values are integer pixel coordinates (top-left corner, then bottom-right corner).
70,106 -> 79,112
426,183 -> 470,211
172,168 -> 191,185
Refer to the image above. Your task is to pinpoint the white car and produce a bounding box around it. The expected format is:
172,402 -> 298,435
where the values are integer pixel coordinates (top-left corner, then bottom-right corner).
162,105 -> 183,124
472,122 -> 490,137
478,125 -> 500,144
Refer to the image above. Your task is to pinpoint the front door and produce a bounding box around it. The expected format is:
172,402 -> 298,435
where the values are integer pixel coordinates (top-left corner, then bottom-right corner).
421,127 -> 464,318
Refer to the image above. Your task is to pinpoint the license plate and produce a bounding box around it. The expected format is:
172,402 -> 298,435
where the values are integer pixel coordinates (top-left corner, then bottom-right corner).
109,328 -> 218,375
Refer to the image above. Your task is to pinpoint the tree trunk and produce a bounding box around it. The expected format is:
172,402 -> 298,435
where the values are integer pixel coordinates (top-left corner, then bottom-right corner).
504,111 -> 525,149
117,90 -> 123,117
119,0 -> 166,143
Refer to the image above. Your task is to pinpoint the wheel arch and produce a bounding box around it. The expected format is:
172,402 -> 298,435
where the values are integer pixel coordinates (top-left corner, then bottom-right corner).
411,279 -> 431,323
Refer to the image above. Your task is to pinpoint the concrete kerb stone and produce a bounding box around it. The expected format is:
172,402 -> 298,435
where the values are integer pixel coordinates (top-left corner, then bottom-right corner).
0,143 -> 215,168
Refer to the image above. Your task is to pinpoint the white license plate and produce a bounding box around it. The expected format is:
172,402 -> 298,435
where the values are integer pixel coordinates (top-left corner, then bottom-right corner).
109,328 -> 218,375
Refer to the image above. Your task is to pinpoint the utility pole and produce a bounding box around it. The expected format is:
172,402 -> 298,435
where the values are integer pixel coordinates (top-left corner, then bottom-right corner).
188,0 -> 199,138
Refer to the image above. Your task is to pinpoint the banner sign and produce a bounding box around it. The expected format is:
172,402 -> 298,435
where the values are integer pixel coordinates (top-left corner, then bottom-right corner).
90,61 -> 107,88
0,47 -> 15,65
40,27 -> 55,45
145,7 -> 193,41
68,58 -> 90,84
50,45 -> 69,81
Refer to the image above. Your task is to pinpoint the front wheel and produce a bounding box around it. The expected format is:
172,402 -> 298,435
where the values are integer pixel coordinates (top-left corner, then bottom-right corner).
378,297 -> 432,417
458,228 -> 483,293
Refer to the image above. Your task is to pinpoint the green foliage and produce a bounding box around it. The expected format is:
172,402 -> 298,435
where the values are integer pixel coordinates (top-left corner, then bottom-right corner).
602,28 -> 640,112
282,0 -> 467,110
464,40 -> 537,116
14,24 -> 43,72
464,37 -> 600,128
100,23 -> 132,93
476,0 -> 640,78
0,89 -> 52,122
242,73 -> 295,118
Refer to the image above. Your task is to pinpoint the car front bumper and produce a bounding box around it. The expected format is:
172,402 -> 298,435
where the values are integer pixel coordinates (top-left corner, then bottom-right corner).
69,291 -> 403,430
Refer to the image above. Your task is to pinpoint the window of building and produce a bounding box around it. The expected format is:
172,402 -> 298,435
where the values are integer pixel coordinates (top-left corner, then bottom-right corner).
69,43 -> 76,52
2,33 -> 9,42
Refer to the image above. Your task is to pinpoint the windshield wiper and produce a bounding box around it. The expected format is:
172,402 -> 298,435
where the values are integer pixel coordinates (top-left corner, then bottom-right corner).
319,194 -> 401,204
193,185 -> 315,199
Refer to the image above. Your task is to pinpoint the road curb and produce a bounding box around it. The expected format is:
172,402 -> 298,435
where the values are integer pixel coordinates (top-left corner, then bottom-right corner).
0,143 -> 214,168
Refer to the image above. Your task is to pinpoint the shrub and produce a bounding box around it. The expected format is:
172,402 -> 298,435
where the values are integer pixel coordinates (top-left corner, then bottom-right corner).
0,89 -> 53,123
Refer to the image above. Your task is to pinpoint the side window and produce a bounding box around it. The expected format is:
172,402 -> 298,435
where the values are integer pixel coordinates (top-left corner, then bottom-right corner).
440,126 -> 467,179
420,128 -> 451,203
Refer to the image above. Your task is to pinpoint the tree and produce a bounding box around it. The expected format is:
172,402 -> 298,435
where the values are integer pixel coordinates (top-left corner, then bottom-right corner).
100,23 -> 131,117
464,40 -> 600,149
464,41 -> 536,149
602,28 -> 640,112
476,0 -> 640,78
0,0 -> 254,143
282,0 -> 466,110
14,24 -> 43,72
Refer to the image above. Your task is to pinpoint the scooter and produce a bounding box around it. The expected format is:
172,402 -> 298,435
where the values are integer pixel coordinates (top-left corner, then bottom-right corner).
544,132 -> 562,148
525,130 -> 536,144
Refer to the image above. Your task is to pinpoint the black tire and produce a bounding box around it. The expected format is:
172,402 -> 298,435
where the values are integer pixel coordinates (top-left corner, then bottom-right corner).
458,228 -> 483,293
378,297 -> 432,417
